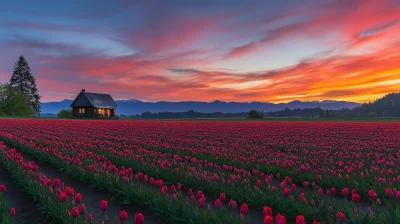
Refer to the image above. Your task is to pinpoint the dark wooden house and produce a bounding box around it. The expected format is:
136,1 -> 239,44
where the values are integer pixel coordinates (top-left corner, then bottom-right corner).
70,89 -> 117,118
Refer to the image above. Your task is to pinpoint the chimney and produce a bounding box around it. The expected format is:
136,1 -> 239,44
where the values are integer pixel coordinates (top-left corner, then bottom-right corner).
81,89 -> 86,93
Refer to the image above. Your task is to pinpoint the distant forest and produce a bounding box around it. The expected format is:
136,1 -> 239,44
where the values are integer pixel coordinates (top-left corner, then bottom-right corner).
120,93 -> 400,119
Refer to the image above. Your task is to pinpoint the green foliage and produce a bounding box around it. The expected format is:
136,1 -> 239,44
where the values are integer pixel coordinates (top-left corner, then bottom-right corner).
9,55 -> 41,115
57,109 -> 72,118
0,83 -> 34,116
0,192 -> 14,224
247,110 -> 263,118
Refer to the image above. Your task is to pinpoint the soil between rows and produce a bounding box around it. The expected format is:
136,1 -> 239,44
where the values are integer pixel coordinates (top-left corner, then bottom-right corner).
10,146 -> 162,224
0,167 -> 50,224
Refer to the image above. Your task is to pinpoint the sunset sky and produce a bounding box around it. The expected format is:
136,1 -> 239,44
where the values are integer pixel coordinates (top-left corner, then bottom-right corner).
0,0 -> 399,103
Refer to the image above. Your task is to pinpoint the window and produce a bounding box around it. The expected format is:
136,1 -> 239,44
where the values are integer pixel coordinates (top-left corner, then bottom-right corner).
79,108 -> 85,114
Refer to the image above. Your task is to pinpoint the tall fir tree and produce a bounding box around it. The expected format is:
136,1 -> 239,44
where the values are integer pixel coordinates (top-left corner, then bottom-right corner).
10,55 -> 41,115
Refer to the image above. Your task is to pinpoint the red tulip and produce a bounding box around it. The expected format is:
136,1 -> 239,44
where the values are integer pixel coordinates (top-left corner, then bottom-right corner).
65,187 -> 74,196
215,199 -> 222,208
188,188 -> 193,197
58,192 -> 67,203
276,214 -> 286,224
256,179 -> 262,188
296,215 -> 305,224
229,199 -> 237,208
283,188 -> 290,196
51,179 -> 60,189
196,190 -> 203,199
341,188 -> 349,197
219,193 -> 226,201
0,185 -> 6,193
263,206 -> 272,216
100,200 -> 108,211
318,188 -> 323,196
337,212 -> 345,222
240,203 -> 248,215
79,203 -> 86,215
66,209 -> 70,216
264,215 -> 273,224
71,207 -> 79,218
10,208 -> 15,217
135,213 -> 144,224
74,193 -> 82,203
385,188 -> 394,197
120,211 -> 128,222
368,190 -> 378,199
352,194 -> 361,203
88,214 -> 93,222
198,198 -> 205,208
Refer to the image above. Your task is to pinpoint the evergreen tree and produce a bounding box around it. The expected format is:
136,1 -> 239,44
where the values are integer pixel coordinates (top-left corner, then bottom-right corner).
10,55 -> 41,115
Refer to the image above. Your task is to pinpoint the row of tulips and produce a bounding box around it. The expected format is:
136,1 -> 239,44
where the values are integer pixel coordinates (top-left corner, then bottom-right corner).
0,129 -> 333,222
0,138 -> 247,224
2,125 -> 400,222
0,142 -> 147,224
0,184 -> 15,224
3,119 -> 398,205
0,143 -> 93,223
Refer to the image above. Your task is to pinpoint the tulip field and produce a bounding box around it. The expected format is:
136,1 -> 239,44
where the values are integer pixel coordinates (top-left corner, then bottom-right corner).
0,119 -> 399,223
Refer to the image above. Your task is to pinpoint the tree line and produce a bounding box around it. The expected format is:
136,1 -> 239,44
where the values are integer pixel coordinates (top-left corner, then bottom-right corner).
0,56 -> 41,116
122,93 -> 400,120
119,110 -> 248,119
248,93 -> 400,118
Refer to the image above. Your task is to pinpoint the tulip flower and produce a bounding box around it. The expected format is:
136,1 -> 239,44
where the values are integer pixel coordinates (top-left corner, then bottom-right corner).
120,211 -> 128,222
352,194 -> 361,203
240,203 -> 248,215
100,200 -> 108,211
263,206 -> 272,216
135,213 -> 144,224
219,193 -> 226,201
337,212 -> 345,222
256,179 -> 262,188
71,207 -> 79,218
264,215 -> 273,224
198,198 -> 205,208
276,214 -> 286,224
0,185 -> 6,193
58,192 -> 67,203
296,215 -> 305,224
283,188 -> 290,196
215,199 -> 222,208
88,214 -> 93,222
79,203 -> 86,215
51,179 -> 60,189
10,208 -> 15,217
74,193 -> 82,203
385,188 -> 394,197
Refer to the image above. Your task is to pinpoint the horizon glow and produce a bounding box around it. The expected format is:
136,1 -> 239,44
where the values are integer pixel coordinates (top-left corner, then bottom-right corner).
0,0 -> 399,103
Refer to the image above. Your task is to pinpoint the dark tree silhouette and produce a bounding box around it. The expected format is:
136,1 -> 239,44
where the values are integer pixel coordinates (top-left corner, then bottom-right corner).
10,55 -> 41,115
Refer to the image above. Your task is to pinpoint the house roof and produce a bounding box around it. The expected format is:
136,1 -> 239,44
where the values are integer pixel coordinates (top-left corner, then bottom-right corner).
70,91 -> 117,109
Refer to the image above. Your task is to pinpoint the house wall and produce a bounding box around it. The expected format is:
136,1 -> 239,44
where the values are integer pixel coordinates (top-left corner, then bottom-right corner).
72,107 -> 94,118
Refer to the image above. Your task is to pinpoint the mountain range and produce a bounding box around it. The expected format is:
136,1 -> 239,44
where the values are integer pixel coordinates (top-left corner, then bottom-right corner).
41,99 -> 360,115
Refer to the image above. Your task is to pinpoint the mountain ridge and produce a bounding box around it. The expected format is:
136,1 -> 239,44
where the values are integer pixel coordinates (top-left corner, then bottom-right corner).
41,99 -> 360,115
